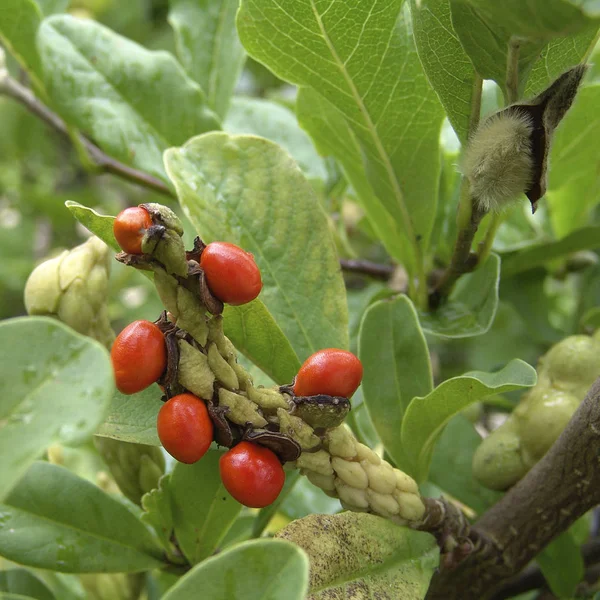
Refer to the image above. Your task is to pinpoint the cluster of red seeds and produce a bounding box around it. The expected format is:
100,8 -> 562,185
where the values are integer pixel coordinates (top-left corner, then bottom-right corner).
110,207 -> 363,508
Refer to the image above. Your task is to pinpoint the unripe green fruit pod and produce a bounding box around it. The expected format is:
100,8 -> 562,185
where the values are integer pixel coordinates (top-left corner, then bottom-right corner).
514,388 -> 580,462
472,419 -> 528,491
543,335 -> 600,395
24,236 -> 114,345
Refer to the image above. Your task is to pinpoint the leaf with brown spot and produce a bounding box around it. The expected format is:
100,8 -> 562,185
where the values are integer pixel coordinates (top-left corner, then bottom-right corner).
275,513 -> 438,599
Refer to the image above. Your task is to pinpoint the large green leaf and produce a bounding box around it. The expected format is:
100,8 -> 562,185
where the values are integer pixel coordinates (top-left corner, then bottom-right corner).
358,296 -> 433,471
452,0 -> 600,40
238,0 -> 444,275
411,0 -> 476,143
525,25 -> 600,96
296,87 -> 409,267
0,462 -> 164,572
169,450 -> 241,564
501,225 -> 600,276
222,302 -> 300,385
537,530 -> 584,598
420,253 -> 501,338
276,512 -> 438,599
96,386 -> 163,446
401,359 -> 537,482
162,539 -> 308,600
449,1 -> 545,97
37,15 -> 220,183
0,317 -> 113,501
164,132 -> 349,361
224,97 -> 327,182
168,0 -> 245,120
0,0 -> 43,84
0,570 -> 55,600
547,84 -> 600,237
428,415 -> 502,515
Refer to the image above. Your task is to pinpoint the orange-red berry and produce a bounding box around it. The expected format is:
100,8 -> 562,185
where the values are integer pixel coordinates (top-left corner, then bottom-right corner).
113,206 -> 153,254
200,242 -> 262,305
219,442 -> 285,508
111,320 -> 166,394
293,348 -> 363,398
157,393 -> 214,464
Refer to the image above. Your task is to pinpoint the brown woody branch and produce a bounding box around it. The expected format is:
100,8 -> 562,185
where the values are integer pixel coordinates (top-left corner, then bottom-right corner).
419,375 -> 600,600
339,258 -> 395,279
0,73 -> 174,198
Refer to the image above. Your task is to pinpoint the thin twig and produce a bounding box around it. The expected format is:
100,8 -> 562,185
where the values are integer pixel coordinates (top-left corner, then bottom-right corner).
0,73 -> 174,198
429,203 -> 486,308
339,258 -> 395,279
490,538 -> 600,600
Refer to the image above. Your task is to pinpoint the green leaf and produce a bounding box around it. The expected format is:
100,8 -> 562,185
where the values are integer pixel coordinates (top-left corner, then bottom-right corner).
419,253 -> 501,338
0,0 -> 43,83
96,386 -> 163,446
537,530 -> 584,598
410,0 -> 476,143
0,317 -> 114,501
0,462 -> 164,572
449,1 -> 545,96
358,296 -> 433,471
401,359 -> 537,482
238,0 -> 444,273
501,225 -> 600,276
251,471 -> 301,538
224,97 -> 327,181
141,475 -> 173,548
169,0 -> 246,120
37,15 -> 220,183
169,450 -> 241,564
0,569 -> 55,600
500,269 -> 564,344
279,477 -> 341,521
296,87 -> 409,267
525,24 -> 600,96
164,132 -> 349,361
547,84 -> 600,237
452,0 -> 600,40
428,415 -> 502,515
223,301 -> 300,385
34,0 -> 69,15
65,202 -> 118,251
162,539 -> 308,600
276,512 -> 438,599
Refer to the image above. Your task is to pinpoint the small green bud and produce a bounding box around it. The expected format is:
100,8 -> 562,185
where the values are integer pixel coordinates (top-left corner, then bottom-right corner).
514,388 -> 580,461
145,228 -> 188,277
208,343 -> 239,390
177,340 -> 215,399
277,408 -> 321,450
247,385 -> 289,412
25,252 -> 66,315
175,286 -> 209,346
152,267 -> 180,317
218,388 -> 268,427
472,420 -> 527,491
142,203 -> 184,235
